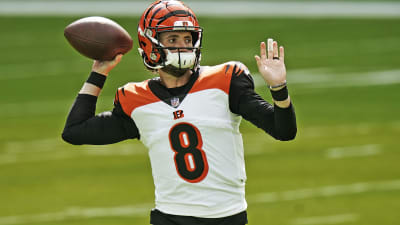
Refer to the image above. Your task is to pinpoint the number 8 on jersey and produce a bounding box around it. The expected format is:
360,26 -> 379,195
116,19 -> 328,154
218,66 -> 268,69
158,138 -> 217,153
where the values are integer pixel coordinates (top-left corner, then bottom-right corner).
168,122 -> 209,183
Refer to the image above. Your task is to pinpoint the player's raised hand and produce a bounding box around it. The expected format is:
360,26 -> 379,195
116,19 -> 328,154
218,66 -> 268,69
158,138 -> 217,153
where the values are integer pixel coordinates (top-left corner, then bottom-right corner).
255,38 -> 286,88
92,54 -> 123,76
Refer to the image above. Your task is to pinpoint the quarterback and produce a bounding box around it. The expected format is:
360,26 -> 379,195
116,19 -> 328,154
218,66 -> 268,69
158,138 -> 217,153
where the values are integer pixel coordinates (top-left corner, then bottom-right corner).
62,0 -> 297,224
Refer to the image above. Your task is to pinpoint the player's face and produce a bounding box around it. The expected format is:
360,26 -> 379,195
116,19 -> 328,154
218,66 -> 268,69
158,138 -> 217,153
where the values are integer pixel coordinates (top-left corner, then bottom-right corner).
159,31 -> 193,52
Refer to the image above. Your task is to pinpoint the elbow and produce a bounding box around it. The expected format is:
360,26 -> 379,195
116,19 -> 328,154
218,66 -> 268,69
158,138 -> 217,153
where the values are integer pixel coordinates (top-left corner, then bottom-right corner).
277,127 -> 297,141
279,133 -> 297,141
61,129 -> 82,145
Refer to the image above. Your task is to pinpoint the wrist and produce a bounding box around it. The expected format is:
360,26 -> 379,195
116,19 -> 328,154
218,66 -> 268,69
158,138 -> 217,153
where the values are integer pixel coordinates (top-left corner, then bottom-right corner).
86,71 -> 107,89
91,69 -> 109,76
268,80 -> 287,90
270,85 -> 289,101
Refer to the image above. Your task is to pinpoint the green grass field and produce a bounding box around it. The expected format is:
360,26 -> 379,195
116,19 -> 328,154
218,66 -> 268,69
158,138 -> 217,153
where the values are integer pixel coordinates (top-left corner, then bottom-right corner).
0,15 -> 400,225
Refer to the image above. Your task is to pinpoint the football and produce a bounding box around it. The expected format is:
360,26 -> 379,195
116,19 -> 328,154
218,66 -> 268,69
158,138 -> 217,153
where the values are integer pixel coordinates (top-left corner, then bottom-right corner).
64,16 -> 133,61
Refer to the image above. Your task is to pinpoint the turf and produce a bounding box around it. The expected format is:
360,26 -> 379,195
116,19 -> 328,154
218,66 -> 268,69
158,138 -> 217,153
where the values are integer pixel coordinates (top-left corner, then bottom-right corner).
0,16 -> 399,225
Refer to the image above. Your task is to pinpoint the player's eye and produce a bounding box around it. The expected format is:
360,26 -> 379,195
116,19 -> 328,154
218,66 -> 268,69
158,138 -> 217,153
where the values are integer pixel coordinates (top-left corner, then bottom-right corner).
168,38 -> 176,43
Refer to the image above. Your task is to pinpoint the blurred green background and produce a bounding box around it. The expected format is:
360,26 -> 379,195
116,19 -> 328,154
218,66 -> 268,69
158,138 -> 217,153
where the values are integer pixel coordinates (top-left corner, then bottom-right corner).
1,1 -> 400,225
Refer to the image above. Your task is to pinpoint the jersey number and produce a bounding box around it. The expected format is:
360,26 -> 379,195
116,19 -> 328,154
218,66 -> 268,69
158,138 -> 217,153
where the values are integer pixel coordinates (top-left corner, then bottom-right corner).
169,122 -> 209,183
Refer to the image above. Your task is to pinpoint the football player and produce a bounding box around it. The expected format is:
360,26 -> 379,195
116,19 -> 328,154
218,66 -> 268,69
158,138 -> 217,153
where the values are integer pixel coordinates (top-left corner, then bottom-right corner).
62,0 -> 297,224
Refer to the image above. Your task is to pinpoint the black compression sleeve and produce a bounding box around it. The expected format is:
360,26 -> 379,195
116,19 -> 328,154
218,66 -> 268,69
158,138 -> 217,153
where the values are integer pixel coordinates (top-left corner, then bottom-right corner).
229,65 -> 297,141
62,94 -> 139,145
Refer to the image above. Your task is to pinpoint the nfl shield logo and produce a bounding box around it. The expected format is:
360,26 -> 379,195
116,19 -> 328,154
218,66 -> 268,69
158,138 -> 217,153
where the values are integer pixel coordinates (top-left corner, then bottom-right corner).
171,97 -> 180,108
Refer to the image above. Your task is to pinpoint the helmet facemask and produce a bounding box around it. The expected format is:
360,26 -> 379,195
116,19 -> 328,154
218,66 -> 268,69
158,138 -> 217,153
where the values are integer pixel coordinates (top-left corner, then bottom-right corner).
140,24 -> 203,76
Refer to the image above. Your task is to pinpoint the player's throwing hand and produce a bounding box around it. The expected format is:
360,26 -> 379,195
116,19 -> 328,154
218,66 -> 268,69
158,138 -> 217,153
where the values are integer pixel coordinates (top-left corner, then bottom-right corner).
92,54 -> 123,76
255,38 -> 287,88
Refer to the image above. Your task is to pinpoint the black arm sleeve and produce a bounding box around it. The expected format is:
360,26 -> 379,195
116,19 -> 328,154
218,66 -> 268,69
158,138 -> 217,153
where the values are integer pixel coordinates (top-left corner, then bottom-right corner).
229,65 -> 297,141
62,94 -> 140,145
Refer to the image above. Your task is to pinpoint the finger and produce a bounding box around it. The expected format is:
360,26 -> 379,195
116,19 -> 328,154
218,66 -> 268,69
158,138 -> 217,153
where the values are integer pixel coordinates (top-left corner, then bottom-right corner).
260,42 -> 267,61
255,54 -> 262,65
279,46 -> 285,62
273,41 -> 279,59
267,38 -> 274,59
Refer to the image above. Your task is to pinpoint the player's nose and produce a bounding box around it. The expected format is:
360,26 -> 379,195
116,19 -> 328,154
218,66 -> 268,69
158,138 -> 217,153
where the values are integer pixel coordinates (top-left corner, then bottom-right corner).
176,39 -> 192,51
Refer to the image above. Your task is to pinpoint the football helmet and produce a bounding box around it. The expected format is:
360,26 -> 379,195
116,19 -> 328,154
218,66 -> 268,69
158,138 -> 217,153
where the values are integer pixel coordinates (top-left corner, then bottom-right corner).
137,0 -> 203,71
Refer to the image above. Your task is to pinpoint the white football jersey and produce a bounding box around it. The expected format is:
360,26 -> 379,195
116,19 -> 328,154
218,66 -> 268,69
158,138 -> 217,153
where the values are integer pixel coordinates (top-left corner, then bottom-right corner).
116,63 -> 248,218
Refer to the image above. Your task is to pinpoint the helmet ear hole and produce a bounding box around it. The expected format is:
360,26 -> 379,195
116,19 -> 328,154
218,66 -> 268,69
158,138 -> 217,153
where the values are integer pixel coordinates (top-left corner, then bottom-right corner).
158,48 -> 167,63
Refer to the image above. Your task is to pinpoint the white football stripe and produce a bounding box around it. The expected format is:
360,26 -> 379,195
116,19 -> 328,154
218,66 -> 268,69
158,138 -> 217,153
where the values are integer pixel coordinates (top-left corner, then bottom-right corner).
325,144 -> 382,159
253,69 -> 400,89
292,214 -> 359,225
0,204 -> 151,225
248,179 -> 400,203
0,137 -> 145,165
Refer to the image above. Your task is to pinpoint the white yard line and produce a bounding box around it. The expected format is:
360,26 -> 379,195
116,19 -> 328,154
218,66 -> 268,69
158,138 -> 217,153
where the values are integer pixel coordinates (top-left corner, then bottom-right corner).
253,69 -> 400,89
0,97 -> 114,117
0,1 -> 400,18
0,204 -> 151,225
325,144 -> 382,159
0,137 -> 145,165
0,60 -> 86,81
1,179 -> 399,224
248,179 -> 400,203
291,213 -> 359,225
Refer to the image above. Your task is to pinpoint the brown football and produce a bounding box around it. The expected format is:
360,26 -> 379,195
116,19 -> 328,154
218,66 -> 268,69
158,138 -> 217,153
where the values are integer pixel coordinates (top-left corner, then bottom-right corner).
64,16 -> 133,61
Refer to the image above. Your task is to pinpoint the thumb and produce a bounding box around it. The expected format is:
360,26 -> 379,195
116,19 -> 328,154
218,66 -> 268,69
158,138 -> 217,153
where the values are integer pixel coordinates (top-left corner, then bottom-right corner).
254,55 -> 262,68
114,54 -> 123,64
109,54 -> 124,68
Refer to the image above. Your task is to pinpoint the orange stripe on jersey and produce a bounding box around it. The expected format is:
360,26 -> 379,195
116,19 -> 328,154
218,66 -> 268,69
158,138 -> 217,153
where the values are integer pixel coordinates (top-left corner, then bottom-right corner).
114,80 -> 160,116
189,63 -> 234,95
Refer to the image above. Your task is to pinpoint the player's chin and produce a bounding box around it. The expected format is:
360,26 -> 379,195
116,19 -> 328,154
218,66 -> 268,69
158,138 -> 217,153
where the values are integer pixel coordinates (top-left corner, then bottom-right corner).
161,65 -> 191,77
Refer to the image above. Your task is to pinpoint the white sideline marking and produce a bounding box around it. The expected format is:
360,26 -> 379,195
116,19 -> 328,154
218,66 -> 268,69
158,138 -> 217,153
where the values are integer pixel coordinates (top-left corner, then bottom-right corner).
0,97 -> 114,117
1,180 -> 399,224
0,60 -> 85,80
1,1 -> 400,18
248,179 -> 400,203
0,138 -> 145,165
253,69 -> 400,89
325,144 -> 382,159
0,204 -> 151,225
292,214 -> 359,225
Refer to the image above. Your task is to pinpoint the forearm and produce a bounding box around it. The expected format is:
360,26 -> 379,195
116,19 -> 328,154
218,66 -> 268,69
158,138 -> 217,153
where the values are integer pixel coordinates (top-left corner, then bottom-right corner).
64,72 -> 107,128
271,102 -> 297,140
234,90 -> 296,141
263,85 -> 297,140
